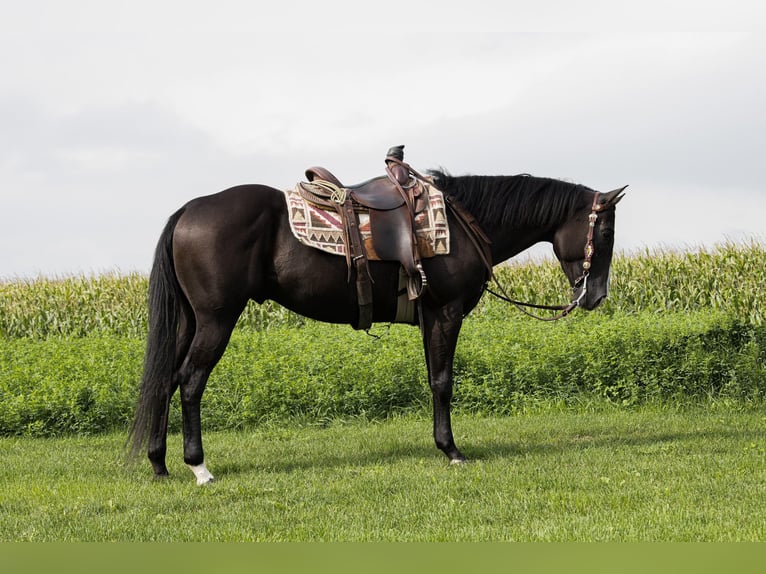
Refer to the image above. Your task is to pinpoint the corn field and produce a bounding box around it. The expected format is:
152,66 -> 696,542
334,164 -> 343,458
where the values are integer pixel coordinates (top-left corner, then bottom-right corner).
477,241 -> 765,326
1,241 -> 763,339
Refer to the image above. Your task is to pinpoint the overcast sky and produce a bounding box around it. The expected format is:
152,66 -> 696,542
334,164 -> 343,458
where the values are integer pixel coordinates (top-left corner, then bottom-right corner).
1,1 -> 764,279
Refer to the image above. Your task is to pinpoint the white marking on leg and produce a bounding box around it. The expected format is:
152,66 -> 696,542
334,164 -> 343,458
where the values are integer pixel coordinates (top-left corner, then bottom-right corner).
188,462 -> 215,485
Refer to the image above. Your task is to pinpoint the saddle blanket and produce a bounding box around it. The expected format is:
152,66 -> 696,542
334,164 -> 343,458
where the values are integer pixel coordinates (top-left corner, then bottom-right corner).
283,183 -> 450,259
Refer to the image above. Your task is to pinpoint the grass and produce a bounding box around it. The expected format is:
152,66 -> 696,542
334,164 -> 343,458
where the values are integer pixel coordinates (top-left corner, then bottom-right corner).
2,406 -> 765,542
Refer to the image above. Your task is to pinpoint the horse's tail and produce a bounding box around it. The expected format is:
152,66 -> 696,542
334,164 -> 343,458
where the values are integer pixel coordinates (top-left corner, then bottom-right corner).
127,207 -> 186,461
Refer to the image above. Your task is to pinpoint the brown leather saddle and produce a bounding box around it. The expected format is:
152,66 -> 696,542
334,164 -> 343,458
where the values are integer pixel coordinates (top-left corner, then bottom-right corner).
297,145 -> 430,330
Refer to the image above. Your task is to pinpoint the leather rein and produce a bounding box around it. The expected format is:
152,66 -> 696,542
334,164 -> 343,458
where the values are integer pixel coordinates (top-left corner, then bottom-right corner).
485,192 -> 603,322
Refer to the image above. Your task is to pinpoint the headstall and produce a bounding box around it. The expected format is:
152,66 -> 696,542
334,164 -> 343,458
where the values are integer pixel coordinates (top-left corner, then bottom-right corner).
486,192 -> 602,321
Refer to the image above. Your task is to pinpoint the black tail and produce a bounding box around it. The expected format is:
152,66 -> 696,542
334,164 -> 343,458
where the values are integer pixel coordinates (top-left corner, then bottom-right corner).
127,208 -> 187,460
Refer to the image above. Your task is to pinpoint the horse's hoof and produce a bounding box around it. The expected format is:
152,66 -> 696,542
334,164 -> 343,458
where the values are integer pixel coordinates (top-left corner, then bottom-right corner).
188,462 -> 215,485
449,458 -> 469,466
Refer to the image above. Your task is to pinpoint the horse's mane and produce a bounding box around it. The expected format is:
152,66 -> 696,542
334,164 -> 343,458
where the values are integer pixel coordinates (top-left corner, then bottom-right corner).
429,170 -> 590,230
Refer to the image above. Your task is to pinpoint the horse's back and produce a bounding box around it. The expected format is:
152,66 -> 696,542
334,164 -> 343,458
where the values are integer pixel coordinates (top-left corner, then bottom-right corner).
179,184 -> 284,226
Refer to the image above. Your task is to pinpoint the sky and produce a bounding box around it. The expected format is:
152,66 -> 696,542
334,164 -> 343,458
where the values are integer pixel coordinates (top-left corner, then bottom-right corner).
1,1 -> 764,279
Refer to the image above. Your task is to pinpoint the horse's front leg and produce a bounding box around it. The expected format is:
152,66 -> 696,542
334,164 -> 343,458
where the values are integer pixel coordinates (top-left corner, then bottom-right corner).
420,301 -> 466,464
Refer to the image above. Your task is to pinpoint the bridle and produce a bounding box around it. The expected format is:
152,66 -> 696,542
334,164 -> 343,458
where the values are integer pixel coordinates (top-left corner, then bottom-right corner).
486,192 -> 603,322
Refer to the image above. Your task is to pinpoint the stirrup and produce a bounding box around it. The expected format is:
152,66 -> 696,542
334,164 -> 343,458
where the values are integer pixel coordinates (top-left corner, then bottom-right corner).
407,263 -> 428,300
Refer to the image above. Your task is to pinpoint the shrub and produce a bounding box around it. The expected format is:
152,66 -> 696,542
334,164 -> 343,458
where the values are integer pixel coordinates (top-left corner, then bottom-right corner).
1,312 -> 762,437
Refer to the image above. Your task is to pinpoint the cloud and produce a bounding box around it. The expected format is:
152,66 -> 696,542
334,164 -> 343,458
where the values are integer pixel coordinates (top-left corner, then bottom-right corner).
1,4 -> 764,278
0,98 -> 282,277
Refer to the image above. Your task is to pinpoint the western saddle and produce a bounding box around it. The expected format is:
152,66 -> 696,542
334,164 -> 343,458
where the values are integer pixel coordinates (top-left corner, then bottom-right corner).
298,145 -> 431,330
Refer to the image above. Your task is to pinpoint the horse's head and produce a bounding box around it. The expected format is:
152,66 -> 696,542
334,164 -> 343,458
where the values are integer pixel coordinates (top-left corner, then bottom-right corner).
552,186 -> 626,310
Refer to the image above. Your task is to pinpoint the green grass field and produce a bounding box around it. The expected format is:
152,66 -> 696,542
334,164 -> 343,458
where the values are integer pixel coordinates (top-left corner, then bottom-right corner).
1,243 -> 764,543
2,407 -> 764,541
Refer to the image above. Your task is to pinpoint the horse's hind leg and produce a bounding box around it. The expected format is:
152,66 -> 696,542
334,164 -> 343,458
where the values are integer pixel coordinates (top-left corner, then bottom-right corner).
147,381 -> 178,477
147,300 -> 195,477
177,310 -> 241,485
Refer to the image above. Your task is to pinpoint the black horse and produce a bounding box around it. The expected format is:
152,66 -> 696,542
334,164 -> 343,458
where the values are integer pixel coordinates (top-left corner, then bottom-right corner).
129,164 -> 625,484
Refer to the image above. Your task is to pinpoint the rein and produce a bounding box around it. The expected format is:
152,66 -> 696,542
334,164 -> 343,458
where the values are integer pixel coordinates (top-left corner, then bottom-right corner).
486,192 -> 602,322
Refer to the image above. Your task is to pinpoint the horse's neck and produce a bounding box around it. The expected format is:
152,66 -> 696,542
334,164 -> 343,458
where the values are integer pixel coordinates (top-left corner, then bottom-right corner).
486,224 -> 554,265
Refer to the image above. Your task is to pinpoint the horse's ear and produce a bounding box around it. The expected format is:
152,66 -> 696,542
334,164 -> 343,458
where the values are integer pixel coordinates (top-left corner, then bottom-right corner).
599,185 -> 627,208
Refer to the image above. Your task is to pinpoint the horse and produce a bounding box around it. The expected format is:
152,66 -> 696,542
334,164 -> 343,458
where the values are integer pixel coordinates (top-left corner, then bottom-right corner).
128,165 -> 626,484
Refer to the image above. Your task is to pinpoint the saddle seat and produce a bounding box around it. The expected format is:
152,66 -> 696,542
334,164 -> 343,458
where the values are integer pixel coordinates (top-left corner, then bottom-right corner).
297,146 -> 430,330
303,169 -> 422,212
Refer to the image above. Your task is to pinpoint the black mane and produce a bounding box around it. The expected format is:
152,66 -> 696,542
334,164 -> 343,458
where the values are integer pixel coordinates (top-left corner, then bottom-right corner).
430,170 -> 591,230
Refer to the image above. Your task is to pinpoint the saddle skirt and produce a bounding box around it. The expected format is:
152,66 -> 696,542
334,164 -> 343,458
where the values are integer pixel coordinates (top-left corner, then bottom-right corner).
283,182 -> 450,260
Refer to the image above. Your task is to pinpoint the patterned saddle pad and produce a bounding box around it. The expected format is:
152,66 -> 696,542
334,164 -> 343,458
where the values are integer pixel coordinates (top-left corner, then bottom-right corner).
283,183 -> 450,260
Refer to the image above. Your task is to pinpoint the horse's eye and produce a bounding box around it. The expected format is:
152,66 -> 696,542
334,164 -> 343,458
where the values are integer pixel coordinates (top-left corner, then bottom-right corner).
601,228 -> 614,239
